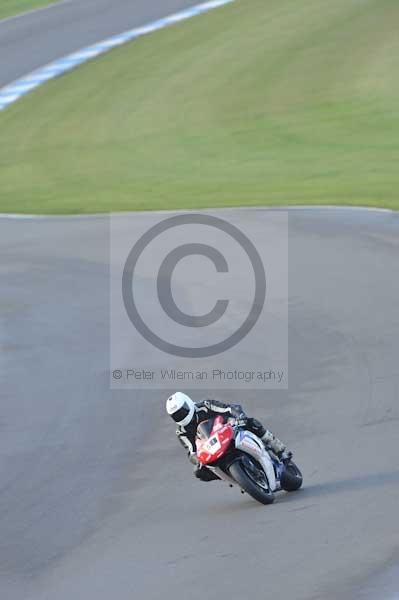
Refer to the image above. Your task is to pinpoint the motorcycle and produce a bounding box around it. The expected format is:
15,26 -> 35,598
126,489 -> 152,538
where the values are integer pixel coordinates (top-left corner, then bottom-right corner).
195,415 -> 303,505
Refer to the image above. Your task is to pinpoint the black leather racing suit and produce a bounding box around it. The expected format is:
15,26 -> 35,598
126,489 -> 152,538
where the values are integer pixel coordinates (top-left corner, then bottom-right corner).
176,400 -> 286,481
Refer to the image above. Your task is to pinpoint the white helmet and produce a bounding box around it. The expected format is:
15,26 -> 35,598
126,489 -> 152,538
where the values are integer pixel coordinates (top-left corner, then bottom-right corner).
166,392 -> 196,427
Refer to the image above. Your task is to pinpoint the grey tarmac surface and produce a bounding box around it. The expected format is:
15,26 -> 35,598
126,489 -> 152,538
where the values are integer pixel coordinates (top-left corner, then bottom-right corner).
0,0 -> 200,88
1,207 -> 398,600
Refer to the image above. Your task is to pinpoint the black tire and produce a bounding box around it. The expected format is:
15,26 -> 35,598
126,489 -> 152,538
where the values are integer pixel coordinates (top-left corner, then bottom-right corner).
229,459 -> 275,505
280,461 -> 303,492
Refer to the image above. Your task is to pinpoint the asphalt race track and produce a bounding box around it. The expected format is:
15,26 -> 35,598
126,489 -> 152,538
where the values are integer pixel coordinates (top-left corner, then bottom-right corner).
0,0 -> 200,87
1,208 -> 399,600
1,1 -> 399,598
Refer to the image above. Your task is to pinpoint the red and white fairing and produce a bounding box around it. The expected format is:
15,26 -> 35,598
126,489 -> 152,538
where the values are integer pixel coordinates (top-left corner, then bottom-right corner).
196,416 -> 277,491
196,416 -> 234,465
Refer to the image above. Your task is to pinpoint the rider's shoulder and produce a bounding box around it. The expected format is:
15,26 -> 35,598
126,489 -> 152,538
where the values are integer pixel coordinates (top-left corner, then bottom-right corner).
202,398 -> 227,408
198,399 -> 214,410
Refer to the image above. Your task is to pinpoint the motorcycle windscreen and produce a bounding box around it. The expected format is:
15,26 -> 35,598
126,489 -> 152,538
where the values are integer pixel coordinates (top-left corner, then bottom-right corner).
196,419 -> 215,440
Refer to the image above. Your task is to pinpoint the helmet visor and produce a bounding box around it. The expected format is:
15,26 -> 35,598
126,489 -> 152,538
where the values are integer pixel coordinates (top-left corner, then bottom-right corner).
171,401 -> 192,424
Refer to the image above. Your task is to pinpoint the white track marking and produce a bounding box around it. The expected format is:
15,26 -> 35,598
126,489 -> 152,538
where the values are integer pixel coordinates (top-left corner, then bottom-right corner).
0,206 -> 396,220
0,0 -> 234,111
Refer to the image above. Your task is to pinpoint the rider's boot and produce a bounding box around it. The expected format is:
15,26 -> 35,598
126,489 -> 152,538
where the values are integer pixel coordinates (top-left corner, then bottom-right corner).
261,430 -> 287,458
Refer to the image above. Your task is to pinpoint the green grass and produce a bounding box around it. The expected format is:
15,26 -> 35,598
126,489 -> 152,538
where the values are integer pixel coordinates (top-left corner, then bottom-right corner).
0,0 -> 58,20
1,0 -> 399,213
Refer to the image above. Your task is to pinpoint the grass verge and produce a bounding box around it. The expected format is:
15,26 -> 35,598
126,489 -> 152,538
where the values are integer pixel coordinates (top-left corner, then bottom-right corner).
0,0 -> 398,213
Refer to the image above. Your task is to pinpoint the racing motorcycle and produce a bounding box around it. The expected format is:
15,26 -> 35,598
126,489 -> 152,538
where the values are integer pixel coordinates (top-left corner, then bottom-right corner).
196,415 -> 303,505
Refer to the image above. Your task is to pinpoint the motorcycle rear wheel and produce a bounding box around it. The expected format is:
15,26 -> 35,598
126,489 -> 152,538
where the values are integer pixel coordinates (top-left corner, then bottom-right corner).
280,461 -> 303,492
229,459 -> 275,505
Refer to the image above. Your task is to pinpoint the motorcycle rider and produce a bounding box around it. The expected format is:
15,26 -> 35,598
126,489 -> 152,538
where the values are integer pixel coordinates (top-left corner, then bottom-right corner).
166,392 -> 291,481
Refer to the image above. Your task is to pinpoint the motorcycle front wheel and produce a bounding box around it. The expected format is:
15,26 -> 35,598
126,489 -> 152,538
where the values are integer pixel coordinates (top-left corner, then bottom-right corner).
229,459 -> 275,505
